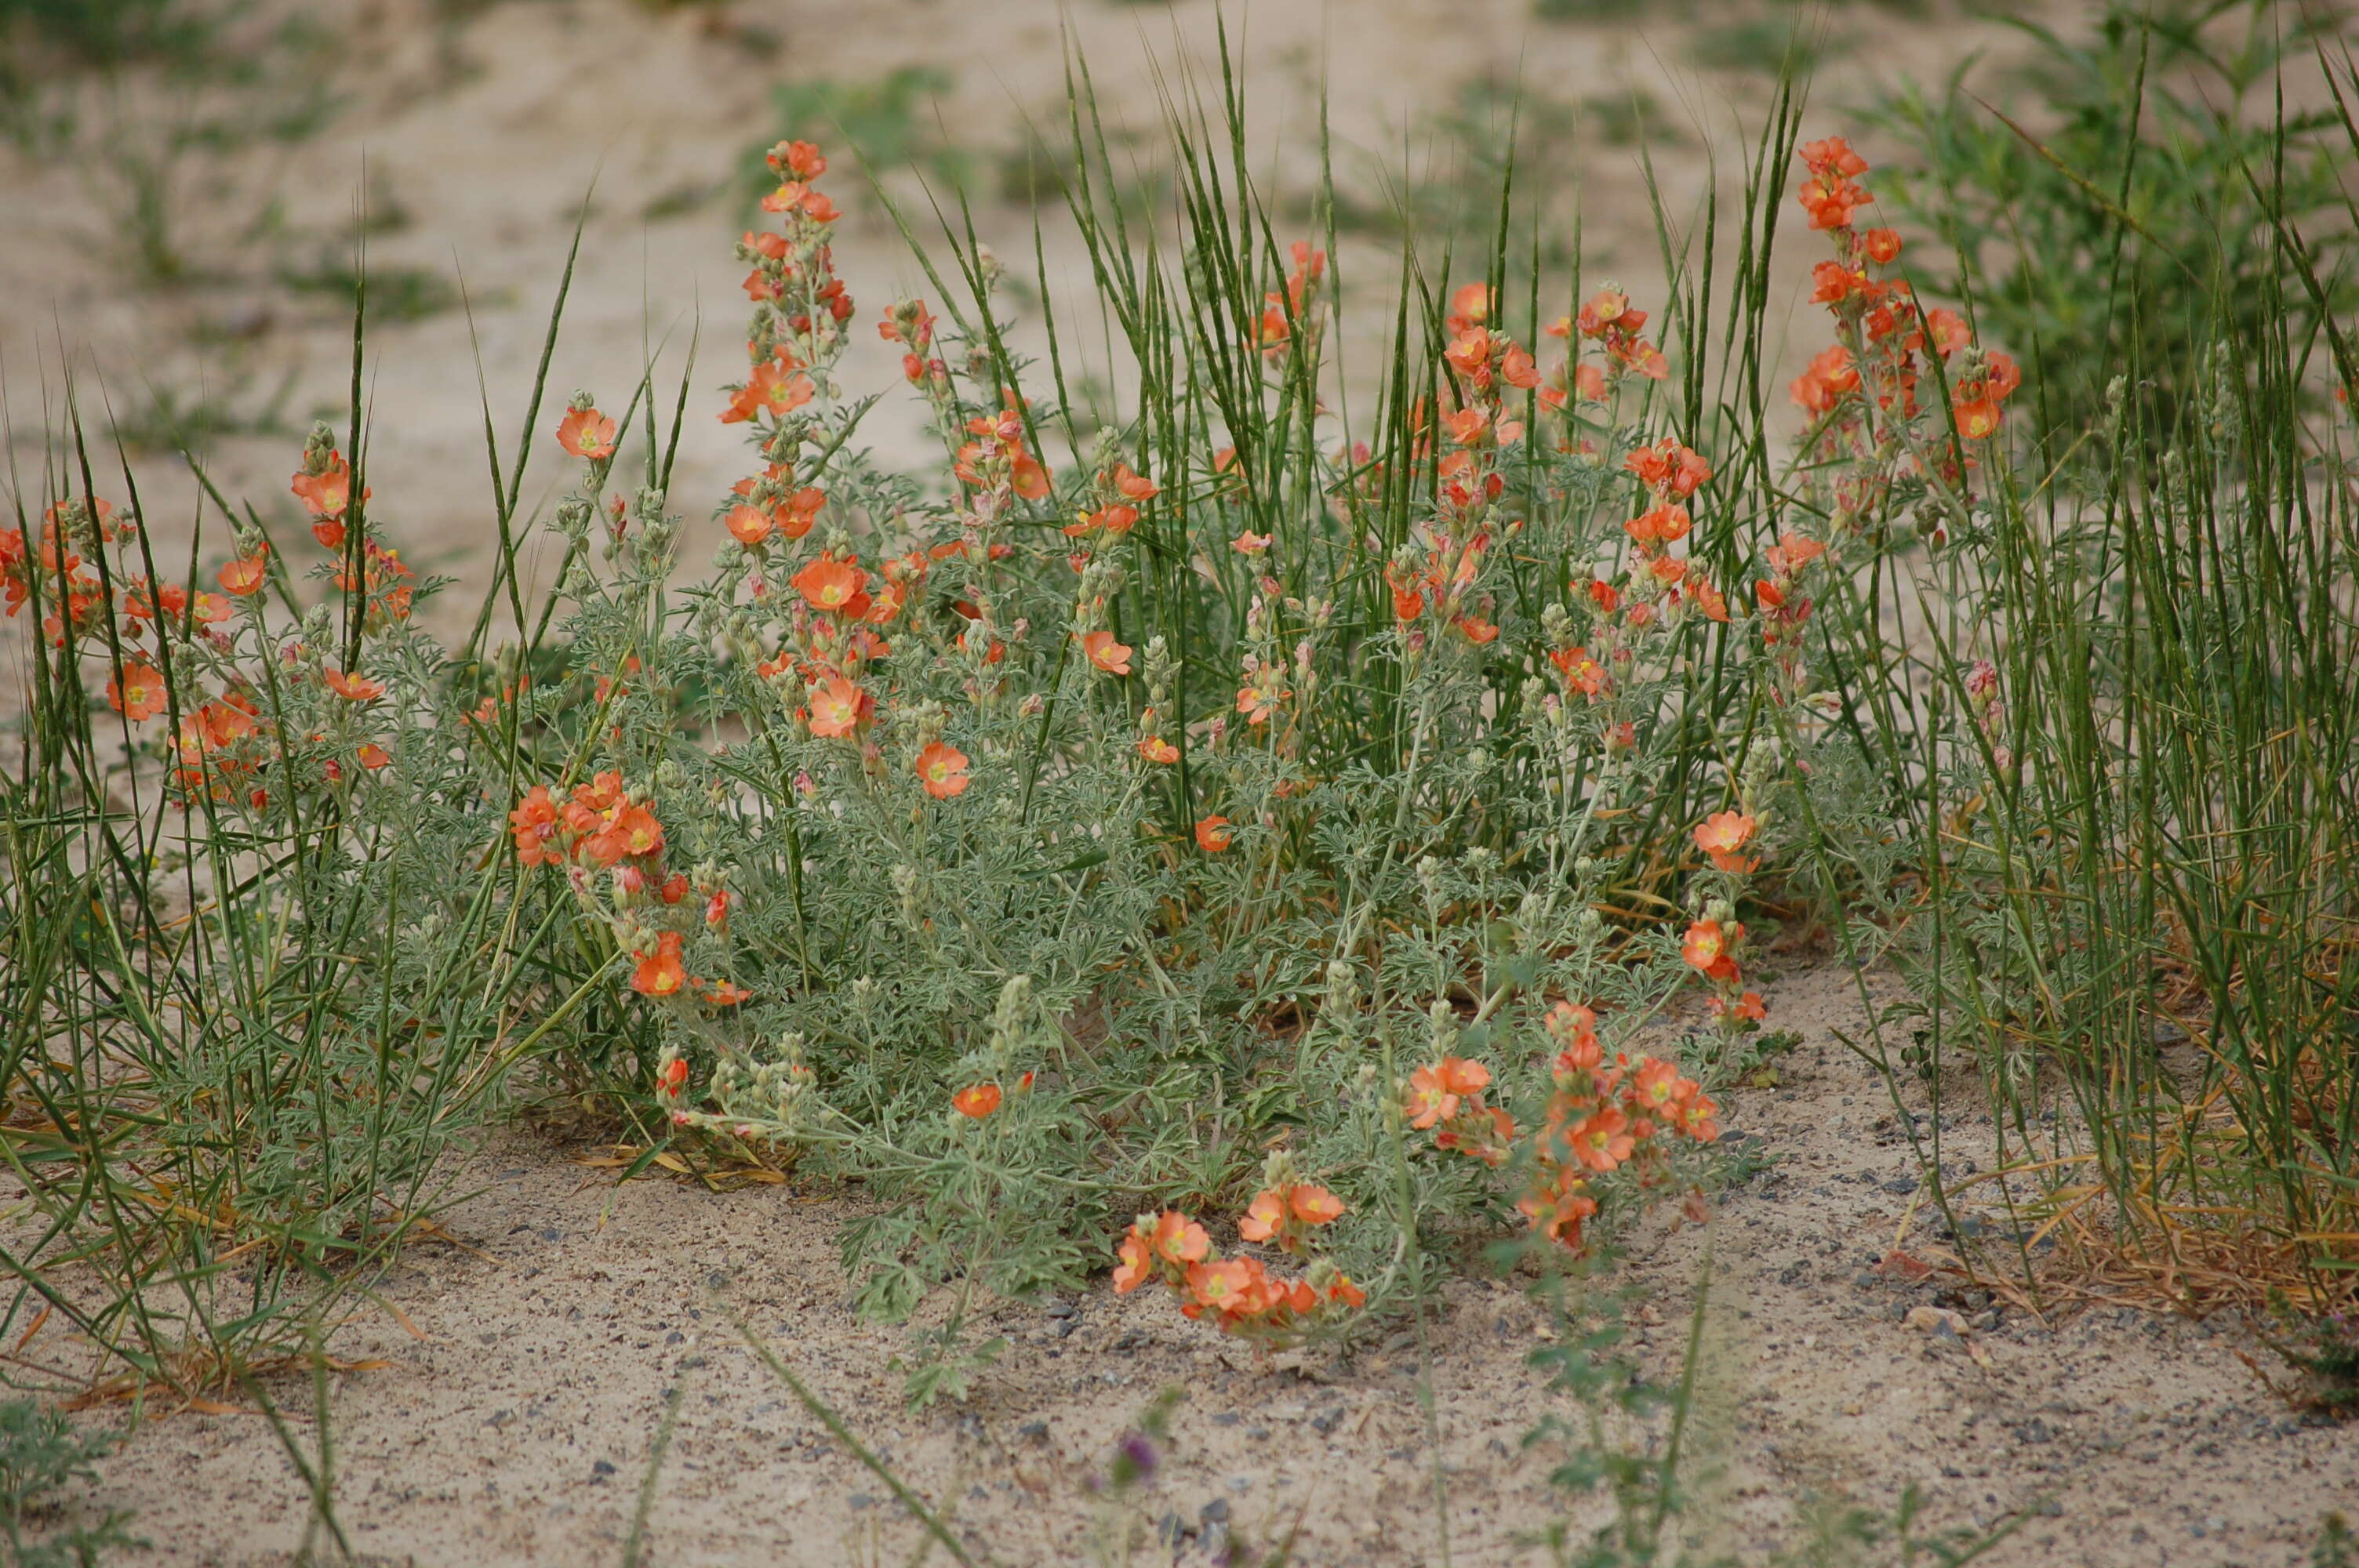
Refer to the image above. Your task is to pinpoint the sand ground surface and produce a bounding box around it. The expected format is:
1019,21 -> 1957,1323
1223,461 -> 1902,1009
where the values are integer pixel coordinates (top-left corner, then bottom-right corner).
7,2 -> 2351,1564
63,965 -> 2357,1567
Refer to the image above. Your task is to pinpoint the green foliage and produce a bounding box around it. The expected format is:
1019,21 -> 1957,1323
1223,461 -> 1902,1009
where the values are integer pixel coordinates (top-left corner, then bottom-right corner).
1688,17 -> 1856,78
0,0 -> 212,71
1321,74 -> 1600,270
738,66 -> 968,212
6,25 -> 2356,1522
277,259 -> 460,324
105,362 -> 299,452
1802,31 -> 2359,1283
1863,0 -> 2359,448
2261,1298 -> 2359,1416
0,1401 -> 140,1566
2318,1514 -> 2358,1568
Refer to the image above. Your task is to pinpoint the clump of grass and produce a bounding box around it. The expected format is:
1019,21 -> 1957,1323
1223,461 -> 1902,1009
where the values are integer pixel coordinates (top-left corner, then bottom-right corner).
1863,0 -> 2359,450
1801,30 -> 2359,1304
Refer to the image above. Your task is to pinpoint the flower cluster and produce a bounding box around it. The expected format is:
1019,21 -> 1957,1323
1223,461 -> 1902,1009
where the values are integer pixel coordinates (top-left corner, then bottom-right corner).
729,138 -> 850,420
1405,1047 -> 1518,1167
1545,281 -> 1668,391
5,417 -> 428,813
1532,423 -> 1724,753
1113,1156 -> 1365,1343
510,771 -> 743,1006
289,423 -> 416,628
1680,909 -> 1761,1031
1518,1002 -> 1718,1250
1253,241 -> 1328,358
1788,136 -> 2021,545
1383,284 -> 1545,654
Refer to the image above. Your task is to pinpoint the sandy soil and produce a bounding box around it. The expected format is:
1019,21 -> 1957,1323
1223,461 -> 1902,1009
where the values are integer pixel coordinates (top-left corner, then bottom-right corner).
71,964 -> 2355,1567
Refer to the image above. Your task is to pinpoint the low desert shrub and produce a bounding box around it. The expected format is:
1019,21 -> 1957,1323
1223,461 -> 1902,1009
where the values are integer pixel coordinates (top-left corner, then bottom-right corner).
3,27 -> 2353,1430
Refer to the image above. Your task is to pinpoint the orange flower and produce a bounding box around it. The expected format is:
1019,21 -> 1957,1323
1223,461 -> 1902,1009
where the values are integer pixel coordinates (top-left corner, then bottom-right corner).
1446,281 -> 1494,333
1230,530 -> 1272,555
1625,504 -> 1691,547
1797,136 -> 1871,230
1575,287 -> 1645,339
1568,1106 -> 1635,1172
1520,1177 -> 1598,1249
290,460 -> 355,520
792,557 -> 867,612
1235,673 -> 1288,726
1081,630 -> 1133,675
779,487 -> 827,539
952,1082 -> 1003,1119
1671,1092 -> 1720,1142
556,406 -> 619,460
1924,308 -> 1973,359
1624,438 -> 1713,499
106,662 -> 166,723
122,579 -> 184,622
1194,815 -> 1233,852
1183,1257 -> 1263,1319
806,674 -> 864,739
1289,1185 -> 1343,1225
323,669 -> 384,702
1546,1001 -> 1602,1072
1954,399 -> 2001,441
1551,646 -> 1608,699
1109,463 -> 1158,501
1063,503 -> 1136,538
1765,531 -> 1826,576
219,554 -> 267,597
722,361 -> 815,425
357,742 -> 391,770
1405,1064 -> 1459,1130
725,503 -> 772,546
1137,735 -> 1180,765
1631,1058 -> 1693,1115
509,785 -> 560,866
1721,990 -> 1768,1025
1681,919 -> 1726,971
1863,227 -> 1903,264
1693,810 -> 1757,872
1238,1190 -> 1286,1243
1113,1231 -> 1154,1293
1438,1056 -> 1491,1097
1149,1210 -> 1211,1267
915,741 -> 971,800
693,977 -> 751,1007
1325,1273 -> 1367,1308
612,804 -> 664,859
769,139 -> 827,180
632,932 -> 686,997
1440,405 -> 1496,448
1789,343 -> 1861,416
